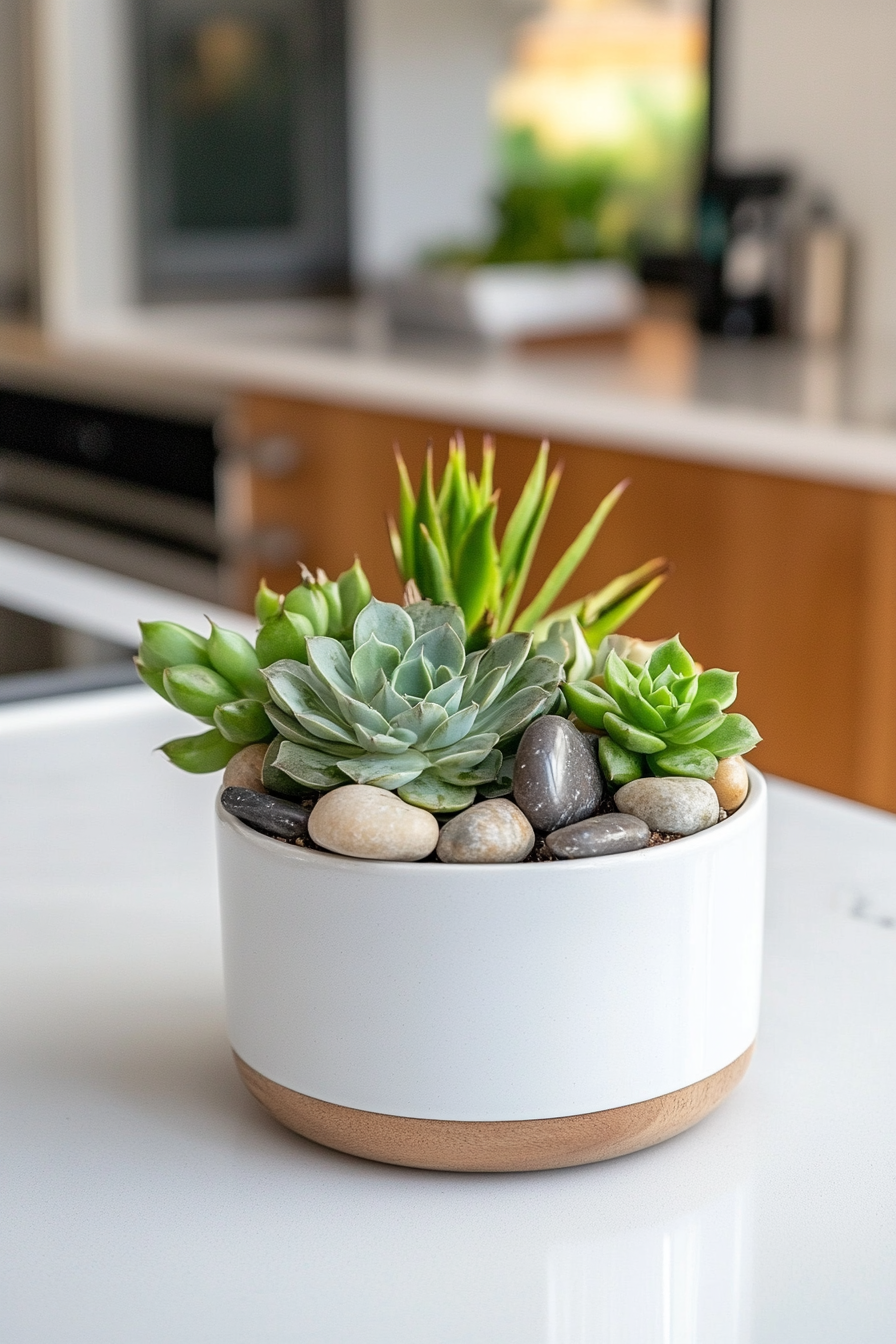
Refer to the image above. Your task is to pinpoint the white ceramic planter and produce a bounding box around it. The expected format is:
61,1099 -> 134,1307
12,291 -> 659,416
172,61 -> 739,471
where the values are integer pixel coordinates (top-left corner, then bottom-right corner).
216,766 -> 766,1171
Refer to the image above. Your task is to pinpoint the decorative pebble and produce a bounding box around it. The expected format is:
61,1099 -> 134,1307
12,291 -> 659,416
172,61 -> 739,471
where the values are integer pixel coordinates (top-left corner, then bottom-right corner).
307,784 -> 439,861
436,799 -> 534,864
512,716 -> 603,833
613,777 -> 719,836
546,813 -> 651,860
223,742 -> 268,792
710,755 -> 749,813
221,786 -> 310,840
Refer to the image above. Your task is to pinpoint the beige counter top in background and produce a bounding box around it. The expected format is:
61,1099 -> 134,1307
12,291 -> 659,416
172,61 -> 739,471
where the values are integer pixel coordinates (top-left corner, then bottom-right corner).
2,298 -> 896,490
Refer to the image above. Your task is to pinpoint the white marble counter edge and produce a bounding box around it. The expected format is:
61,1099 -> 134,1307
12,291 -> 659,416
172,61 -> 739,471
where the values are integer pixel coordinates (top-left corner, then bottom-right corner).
60,320 -> 896,494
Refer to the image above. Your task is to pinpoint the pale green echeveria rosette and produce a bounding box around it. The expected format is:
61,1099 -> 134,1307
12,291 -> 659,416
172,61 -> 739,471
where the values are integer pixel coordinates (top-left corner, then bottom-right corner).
261,596 -> 564,812
563,636 -> 761,786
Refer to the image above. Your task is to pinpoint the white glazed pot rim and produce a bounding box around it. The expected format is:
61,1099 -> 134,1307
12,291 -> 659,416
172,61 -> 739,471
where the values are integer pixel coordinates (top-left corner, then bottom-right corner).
216,762 -> 766,878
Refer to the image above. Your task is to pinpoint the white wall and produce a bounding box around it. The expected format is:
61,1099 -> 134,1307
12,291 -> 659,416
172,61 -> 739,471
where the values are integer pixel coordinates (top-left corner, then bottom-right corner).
716,0 -> 896,341
348,0 -> 527,277
0,0 -> 28,306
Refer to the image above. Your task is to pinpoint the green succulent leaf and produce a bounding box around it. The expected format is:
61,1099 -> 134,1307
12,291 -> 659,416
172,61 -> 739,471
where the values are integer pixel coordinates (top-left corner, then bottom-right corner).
561,680 -> 619,729
647,637 -> 696,681
350,635 -> 402,701
255,610 -> 313,668
338,750 -> 430,789
213,698 -> 274,745
455,500 -> 500,632
603,652 -> 666,733
160,727 -> 240,773
163,664 -> 238,719
691,668 -> 738,710
261,736 -> 308,797
134,658 -> 170,701
598,737 -> 644,786
274,739 -> 351,790
696,713 -> 762,759
254,580 -> 282,625
603,712 -> 667,755
661,701 -> 726,746
138,621 -> 211,671
649,746 -> 719,780
397,771 -> 477,813
285,584 -> 329,635
207,623 -> 267,699
338,559 -> 373,632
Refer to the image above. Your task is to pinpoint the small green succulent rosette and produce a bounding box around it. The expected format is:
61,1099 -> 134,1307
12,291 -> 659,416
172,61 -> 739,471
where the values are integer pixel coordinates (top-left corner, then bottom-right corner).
261,597 -> 563,812
563,636 -> 761,785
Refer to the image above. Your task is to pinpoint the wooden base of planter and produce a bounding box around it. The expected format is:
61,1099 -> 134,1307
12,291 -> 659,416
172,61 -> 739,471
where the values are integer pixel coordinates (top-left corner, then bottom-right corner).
234,1045 -> 754,1172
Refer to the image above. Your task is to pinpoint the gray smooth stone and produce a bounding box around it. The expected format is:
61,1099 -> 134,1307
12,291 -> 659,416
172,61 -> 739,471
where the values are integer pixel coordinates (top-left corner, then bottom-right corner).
613,777 -> 719,836
512,716 -> 603,833
546,813 -> 651,860
221,786 -> 310,841
437,799 -> 534,864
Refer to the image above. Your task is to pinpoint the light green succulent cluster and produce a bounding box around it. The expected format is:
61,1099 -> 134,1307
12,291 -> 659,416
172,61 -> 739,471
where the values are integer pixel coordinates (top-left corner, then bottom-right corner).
135,560 -> 372,772
563,636 -> 761,785
262,597 -> 563,811
388,436 -> 668,659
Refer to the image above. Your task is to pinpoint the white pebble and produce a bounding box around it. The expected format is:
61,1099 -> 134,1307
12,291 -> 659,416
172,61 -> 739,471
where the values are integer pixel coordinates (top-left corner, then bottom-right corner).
308,784 -> 439,861
437,799 -> 534,864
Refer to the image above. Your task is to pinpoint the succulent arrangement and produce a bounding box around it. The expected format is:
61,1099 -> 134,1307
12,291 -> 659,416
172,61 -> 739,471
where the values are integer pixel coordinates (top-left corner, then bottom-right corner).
138,437 -> 761,864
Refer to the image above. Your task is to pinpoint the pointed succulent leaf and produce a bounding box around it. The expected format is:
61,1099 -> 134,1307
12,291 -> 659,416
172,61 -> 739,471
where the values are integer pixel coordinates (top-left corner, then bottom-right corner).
598,737 -> 644,786
461,665 -> 507,712
647,637 -> 696,682
418,702 -> 480,751
265,701 -> 361,754
352,727 -> 418,755
647,685 -> 675,710
213,698 -> 273,745
500,462 -> 562,633
475,686 -> 553,741
388,700 -> 448,744
285,584 -> 329,635
603,651 -> 666,732
371,679 -> 411,720
262,736 -> 309,797
392,653 -> 433,700
305,635 -> 356,700
503,654 -> 563,697
499,440 -> 549,584
405,622 -> 466,678
255,610 -> 313,668
397,771 -> 477,813
454,499 -> 500,632
338,751 -> 429,789
476,752 -> 515,798
561,680 -> 619,729
274,740 -> 351,790
662,701 -> 726,746
163,664 -> 238,719
351,635 -> 402,701
405,600 -> 466,644
428,732 -> 500,771
338,559 -> 372,632
254,580 -> 282,625
160,727 -> 240,772
603,712 -> 667,755
353,597 -> 415,655
138,621 -> 211,671
207,623 -> 267,699
649,746 -> 718,780
263,661 -> 335,719
434,748 -> 503,788
134,658 -> 170,701
697,713 -> 761,759
393,446 -> 417,580
472,631 -> 532,688
691,669 -> 738,710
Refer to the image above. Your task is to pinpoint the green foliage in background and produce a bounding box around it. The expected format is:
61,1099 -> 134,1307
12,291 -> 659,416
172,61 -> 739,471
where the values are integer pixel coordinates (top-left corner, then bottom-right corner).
563,636 -> 761,785
387,436 -> 668,664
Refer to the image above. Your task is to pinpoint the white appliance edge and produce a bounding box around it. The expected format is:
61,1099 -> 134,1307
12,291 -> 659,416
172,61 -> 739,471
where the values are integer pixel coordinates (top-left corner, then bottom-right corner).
217,767 -> 766,1122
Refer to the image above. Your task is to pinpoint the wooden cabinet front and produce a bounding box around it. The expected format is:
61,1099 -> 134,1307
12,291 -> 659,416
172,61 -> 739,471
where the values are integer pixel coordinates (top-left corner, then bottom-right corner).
218,391 -> 896,813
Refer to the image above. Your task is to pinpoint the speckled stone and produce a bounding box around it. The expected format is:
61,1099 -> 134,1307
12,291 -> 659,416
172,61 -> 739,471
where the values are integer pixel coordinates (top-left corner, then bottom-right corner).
710,755 -> 749,813
614,777 -> 719,836
436,799 -> 535,864
512,716 -> 603,833
546,813 -> 651,860
221,786 -> 309,840
308,784 -> 439,861
222,742 -> 268,792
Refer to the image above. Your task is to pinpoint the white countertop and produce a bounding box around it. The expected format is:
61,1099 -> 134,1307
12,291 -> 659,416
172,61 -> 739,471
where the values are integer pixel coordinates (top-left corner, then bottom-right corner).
55,299 -> 896,492
2,686 -> 895,1342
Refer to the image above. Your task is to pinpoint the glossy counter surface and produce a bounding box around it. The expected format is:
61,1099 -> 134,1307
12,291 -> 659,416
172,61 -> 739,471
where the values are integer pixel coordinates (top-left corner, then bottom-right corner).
47,299 -> 896,491
1,686 -> 894,1342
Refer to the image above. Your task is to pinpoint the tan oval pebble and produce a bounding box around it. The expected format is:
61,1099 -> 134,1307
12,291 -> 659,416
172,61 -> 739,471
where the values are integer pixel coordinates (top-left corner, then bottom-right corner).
436,799 -> 535,864
710,755 -> 749,812
223,742 -> 268,792
308,784 -> 439,861
614,776 -> 719,836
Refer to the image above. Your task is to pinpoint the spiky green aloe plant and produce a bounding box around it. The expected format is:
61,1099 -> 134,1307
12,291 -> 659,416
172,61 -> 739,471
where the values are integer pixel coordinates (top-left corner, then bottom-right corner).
135,560 -> 372,772
387,436 -> 669,655
563,636 -> 761,785
262,597 -> 563,811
